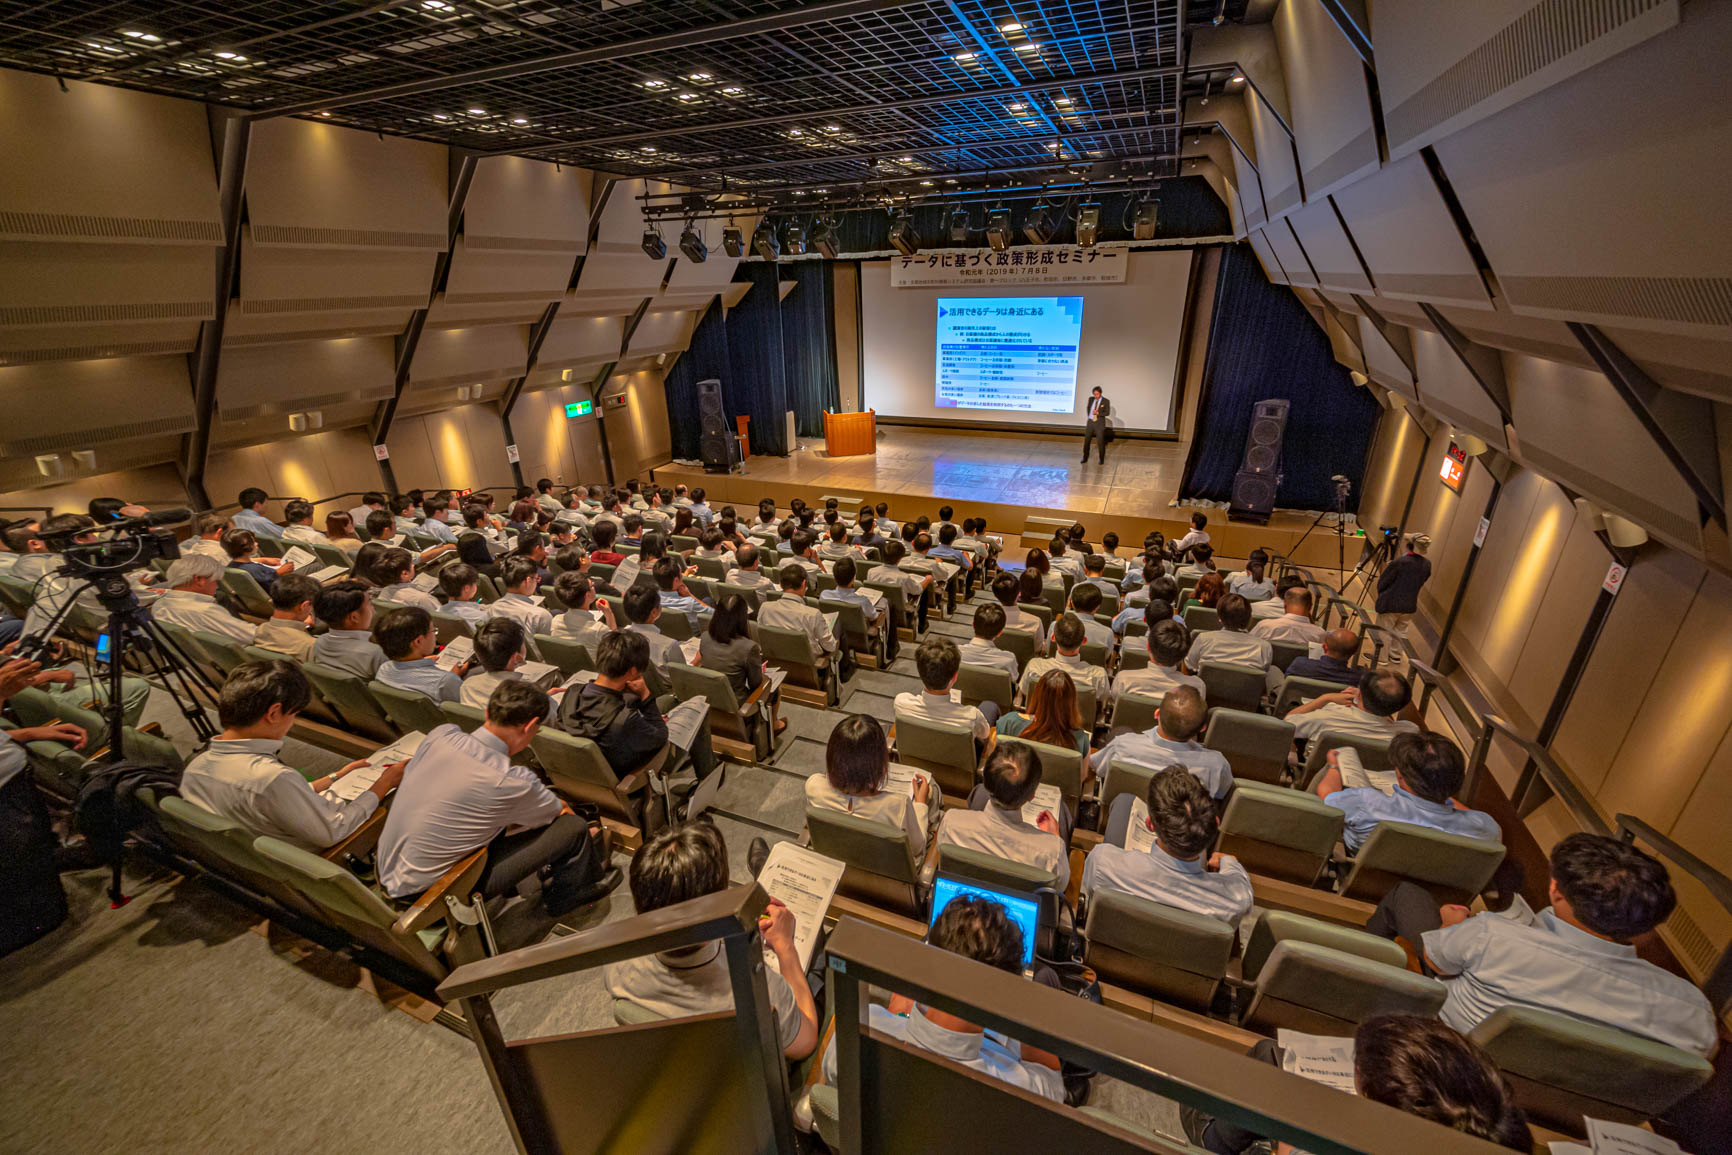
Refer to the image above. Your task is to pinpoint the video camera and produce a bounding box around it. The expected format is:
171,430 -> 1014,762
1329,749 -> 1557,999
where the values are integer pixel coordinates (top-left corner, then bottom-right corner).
37,508 -> 189,580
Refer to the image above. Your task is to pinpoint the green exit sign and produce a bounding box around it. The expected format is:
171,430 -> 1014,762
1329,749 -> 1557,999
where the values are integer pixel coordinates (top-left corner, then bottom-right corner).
564,400 -> 594,418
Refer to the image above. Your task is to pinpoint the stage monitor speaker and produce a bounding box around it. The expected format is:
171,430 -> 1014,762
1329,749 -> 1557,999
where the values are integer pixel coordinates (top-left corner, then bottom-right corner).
697,378 -> 737,473
1229,398 -> 1289,524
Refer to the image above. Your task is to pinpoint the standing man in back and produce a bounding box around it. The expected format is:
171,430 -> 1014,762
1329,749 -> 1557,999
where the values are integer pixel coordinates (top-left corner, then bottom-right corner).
1081,386 -> 1112,464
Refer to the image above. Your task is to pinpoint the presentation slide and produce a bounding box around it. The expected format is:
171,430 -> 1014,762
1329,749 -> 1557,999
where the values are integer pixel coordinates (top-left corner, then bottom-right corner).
935,297 -> 1083,414
860,249 -> 1192,434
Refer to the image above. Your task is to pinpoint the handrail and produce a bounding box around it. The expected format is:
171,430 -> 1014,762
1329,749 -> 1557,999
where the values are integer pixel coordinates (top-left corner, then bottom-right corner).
825,918 -> 1510,1155
1617,814 -> 1732,1013
1479,714 -> 1609,837
1407,657 -> 1493,800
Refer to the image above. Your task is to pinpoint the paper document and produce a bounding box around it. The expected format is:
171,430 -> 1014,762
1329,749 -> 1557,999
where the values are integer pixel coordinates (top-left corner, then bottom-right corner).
764,666 -> 789,694
280,546 -> 319,571
612,555 -> 641,588
435,637 -> 474,672
409,572 -> 440,593
931,560 -> 960,583
1333,747 -> 1398,795
679,636 -> 702,664
884,762 -> 934,801
822,612 -> 840,638
1020,782 -> 1064,827
756,841 -> 846,972
309,564 -> 351,583
947,687 -> 962,704
386,535 -> 407,548
560,669 -> 597,690
517,661 -> 561,687
325,731 -> 427,801
664,697 -> 708,751
857,586 -> 885,608
528,594 -> 547,606
1125,797 -> 1157,855
1277,1030 -> 1358,1095
1585,1119 -> 1684,1155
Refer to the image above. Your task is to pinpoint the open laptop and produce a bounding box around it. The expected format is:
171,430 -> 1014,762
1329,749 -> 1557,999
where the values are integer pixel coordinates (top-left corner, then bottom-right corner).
928,875 -> 1041,976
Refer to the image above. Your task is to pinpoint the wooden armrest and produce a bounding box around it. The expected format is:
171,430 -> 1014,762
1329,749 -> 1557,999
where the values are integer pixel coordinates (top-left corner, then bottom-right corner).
393,846 -> 488,936
138,721 -> 165,737
1072,827 -> 1105,852
322,805 -> 388,863
741,679 -> 770,710
617,768 -> 651,796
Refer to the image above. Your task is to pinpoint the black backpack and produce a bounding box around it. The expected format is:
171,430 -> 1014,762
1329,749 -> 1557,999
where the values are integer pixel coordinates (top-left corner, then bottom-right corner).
75,760 -> 183,907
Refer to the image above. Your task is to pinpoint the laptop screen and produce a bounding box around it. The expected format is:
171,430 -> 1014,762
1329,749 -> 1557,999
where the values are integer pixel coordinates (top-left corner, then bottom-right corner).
928,875 -> 1040,970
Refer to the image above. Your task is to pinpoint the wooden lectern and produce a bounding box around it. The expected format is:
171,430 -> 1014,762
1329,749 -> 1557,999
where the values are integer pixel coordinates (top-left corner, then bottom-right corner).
823,409 -> 876,456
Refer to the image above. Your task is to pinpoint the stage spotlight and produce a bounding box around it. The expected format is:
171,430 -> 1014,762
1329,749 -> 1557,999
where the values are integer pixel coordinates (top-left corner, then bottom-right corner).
887,211 -> 918,256
783,220 -> 807,256
1075,201 -> 1101,247
811,217 -> 840,260
641,228 -> 667,260
1022,201 -> 1054,245
1132,197 -> 1159,240
679,224 -> 707,263
985,206 -> 1011,251
722,225 -> 744,257
752,221 -> 780,260
949,207 -> 971,243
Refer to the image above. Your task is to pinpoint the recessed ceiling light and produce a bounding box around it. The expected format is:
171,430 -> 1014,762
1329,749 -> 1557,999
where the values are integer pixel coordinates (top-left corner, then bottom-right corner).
422,0 -> 450,8
215,50 -> 240,59
720,85 -> 743,95
120,29 -> 159,41
640,78 -> 668,89
511,116 -> 528,125
1053,96 -> 1071,105
815,187 -> 829,193
788,128 -> 804,136
899,155 -> 914,162
793,189 -> 806,196
1007,102 -> 1026,112
640,145 -> 657,152
317,111 -> 331,118
687,71 -> 711,81
675,92 -> 700,102
999,21 -> 1024,33
1014,42 -> 1040,52
433,112 -> 450,120
467,107 -> 486,115
824,124 -> 843,133
945,179 -> 957,184
1230,74 -> 1245,84
953,52 -> 977,62
919,180 -> 934,186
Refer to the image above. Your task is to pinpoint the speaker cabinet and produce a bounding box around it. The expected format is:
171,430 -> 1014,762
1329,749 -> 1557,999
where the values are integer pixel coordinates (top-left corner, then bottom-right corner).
1229,399 -> 1288,524
697,378 -> 736,473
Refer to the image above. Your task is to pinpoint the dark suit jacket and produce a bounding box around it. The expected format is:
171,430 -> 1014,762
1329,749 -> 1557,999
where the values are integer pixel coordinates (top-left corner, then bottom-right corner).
1086,396 -> 1111,425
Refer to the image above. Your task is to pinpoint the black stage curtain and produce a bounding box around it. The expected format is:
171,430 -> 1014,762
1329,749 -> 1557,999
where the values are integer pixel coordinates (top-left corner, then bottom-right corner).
1179,243 -> 1383,513
780,261 -> 840,439
725,263 -> 791,456
662,300 -> 730,462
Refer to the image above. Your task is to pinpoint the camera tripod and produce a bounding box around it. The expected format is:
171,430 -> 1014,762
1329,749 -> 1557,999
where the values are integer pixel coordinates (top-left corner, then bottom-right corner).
1287,477 -> 1354,589
1343,529 -> 1399,602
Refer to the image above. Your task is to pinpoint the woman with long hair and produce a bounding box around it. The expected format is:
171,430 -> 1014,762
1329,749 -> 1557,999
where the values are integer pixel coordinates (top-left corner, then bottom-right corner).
324,510 -> 365,554
804,713 -> 931,852
997,668 -> 1090,759
1189,572 -> 1226,609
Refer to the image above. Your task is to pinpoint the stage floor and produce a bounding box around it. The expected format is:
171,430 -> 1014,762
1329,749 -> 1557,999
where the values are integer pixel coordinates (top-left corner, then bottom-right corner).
652,427 -> 1352,572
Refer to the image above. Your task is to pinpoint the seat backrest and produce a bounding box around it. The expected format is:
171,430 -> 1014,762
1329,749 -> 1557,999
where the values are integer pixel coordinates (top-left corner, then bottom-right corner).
823,597 -> 872,648
806,805 -> 922,916
581,565 -> 612,590
1268,640 -> 1308,672
758,622 -> 817,667
535,633 -> 594,676
1340,821 -> 1505,905
1242,940 -> 1447,1036
1274,675 -> 1349,717
1217,782 -> 1344,886
656,611 -> 695,641
716,581 -> 761,613
1107,689 -> 1160,737
861,580 -> 906,621
369,679 -> 448,734
190,630 -> 249,677
995,734 -> 1085,810
1096,760 -> 1158,831
122,726 -> 184,769
0,574 -> 33,618
892,714 -> 979,799
157,794 -> 298,902
1079,641 -> 1110,670
956,662 -> 1015,712
692,555 -> 727,579
431,612 -> 473,646
220,568 -> 273,617
1042,582 -> 1067,618
1199,661 -> 1266,714
1176,574 -> 1201,599
1183,605 -> 1219,634
1021,601 -> 1053,628
666,661 -> 744,713
1467,1006 -> 1715,1131
1082,890 -> 1234,1012
937,844 -> 1056,894
1240,909 -> 1407,981
1202,708 -> 1295,785
313,543 -> 352,568
531,728 -> 641,826
995,629 -> 1037,672
440,700 -> 488,732
1300,729 -> 1393,786
302,660 -> 398,741
670,534 -> 699,553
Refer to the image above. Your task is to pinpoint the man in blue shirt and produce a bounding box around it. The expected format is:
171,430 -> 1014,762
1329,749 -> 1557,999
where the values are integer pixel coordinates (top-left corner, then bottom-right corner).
1282,627 -> 1363,687
230,487 -> 279,539
419,494 -> 460,544
1316,730 -> 1500,853
375,605 -> 466,703
926,523 -> 975,596
1091,686 -> 1233,799
652,556 -> 709,634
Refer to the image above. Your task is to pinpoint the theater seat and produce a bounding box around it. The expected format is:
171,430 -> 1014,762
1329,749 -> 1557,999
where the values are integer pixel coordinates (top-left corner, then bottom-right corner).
668,662 -> 770,761
1183,605 -> 1219,634
1239,939 -> 1446,1036
302,661 -> 398,742
439,700 -> 487,732
530,727 -> 655,831
219,569 -> 272,619
369,680 -> 448,735
1468,1006 -> 1714,1134
758,622 -> 838,707
1082,890 -> 1234,1013
1337,821 -> 1505,906
1274,675 -> 1349,718
893,715 -> 979,800
936,843 -> 1061,958
1199,661 -> 1266,715
1268,641 -> 1307,673
1096,760 -> 1160,832
995,735 -> 1085,814
1202,708 -> 1294,786
149,792 -> 315,921
1300,730 -> 1392,789
995,630 -> 1038,674
1217,782 -> 1345,887
956,663 -> 1015,714
805,805 -> 924,918
534,633 -> 593,677
1107,690 -> 1160,736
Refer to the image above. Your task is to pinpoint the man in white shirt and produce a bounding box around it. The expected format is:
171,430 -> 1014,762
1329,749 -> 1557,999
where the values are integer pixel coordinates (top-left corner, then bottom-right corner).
1114,619 -> 1207,702
348,492 -> 387,532
459,617 -> 560,712
868,540 -> 934,633
758,563 -> 839,666
1316,730 -> 1501,852
1251,585 -> 1326,646
180,660 -> 403,848
377,680 -> 619,913
1083,765 -> 1254,928
1286,669 -> 1419,749
534,478 -> 564,516
959,602 -> 1020,682
1175,543 -> 1216,580
821,896 -> 1063,1102
991,573 -> 1046,655
1019,614 -> 1109,711
181,514 -> 234,565
1046,534 -> 1083,581
1184,593 -> 1273,672
1066,582 -> 1115,651
1172,512 -> 1210,558
252,573 -> 321,663
550,570 -> 615,648
937,741 -> 1069,889
820,557 -> 896,663
1092,686 -> 1234,799
278,500 -> 331,547
1366,834 -> 1718,1059
817,522 -> 866,562
489,554 -> 554,639
723,542 -> 776,593
618,583 -> 687,685
608,822 -> 819,1059
374,605 -> 467,703
149,554 -> 255,644
418,495 -> 460,544
894,636 -> 1000,749
310,581 -> 386,679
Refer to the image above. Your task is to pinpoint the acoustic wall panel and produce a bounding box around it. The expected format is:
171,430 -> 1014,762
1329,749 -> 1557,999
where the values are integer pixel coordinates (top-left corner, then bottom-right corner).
1246,89 -> 1302,221
1228,137 -> 1269,233
1436,304 -> 1588,368
237,235 -> 435,317
1263,220 -> 1316,286
1330,154 -> 1491,307
1377,0 -> 1680,161
1410,326 -> 1508,450
408,325 -> 528,389
1601,326 -> 1732,405
247,118 -> 446,249
623,310 -> 698,358
0,240 -> 215,330
0,320 -> 202,367
573,252 -> 667,300
1285,198 -> 1372,293
1274,0 -> 1380,200
442,239 -> 577,304
0,355 -> 194,454
216,337 -> 396,420
1245,229 -> 1287,284
1504,510 -> 1621,725
538,314 -> 626,368
1358,315 -> 1417,398
1430,2 -> 1732,338
463,156 -> 590,253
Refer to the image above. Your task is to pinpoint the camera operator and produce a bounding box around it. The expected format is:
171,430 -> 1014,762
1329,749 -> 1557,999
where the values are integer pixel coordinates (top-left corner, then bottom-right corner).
1375,533 -> 1432,640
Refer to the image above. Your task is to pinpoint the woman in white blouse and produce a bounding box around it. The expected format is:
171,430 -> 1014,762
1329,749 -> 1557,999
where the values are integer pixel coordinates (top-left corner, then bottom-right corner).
804,713 -> 932,854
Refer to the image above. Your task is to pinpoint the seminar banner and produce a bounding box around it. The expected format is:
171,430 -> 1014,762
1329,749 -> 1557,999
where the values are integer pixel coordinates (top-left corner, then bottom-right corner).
889,244 -> 1128,288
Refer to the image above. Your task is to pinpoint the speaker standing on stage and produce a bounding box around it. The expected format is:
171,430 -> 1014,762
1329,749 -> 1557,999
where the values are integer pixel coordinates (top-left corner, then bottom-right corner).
1081,387 -> 1112,464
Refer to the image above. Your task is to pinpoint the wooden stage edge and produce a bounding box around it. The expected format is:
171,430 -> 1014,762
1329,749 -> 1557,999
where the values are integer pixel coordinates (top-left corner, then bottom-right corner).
650,433 -> 1362,574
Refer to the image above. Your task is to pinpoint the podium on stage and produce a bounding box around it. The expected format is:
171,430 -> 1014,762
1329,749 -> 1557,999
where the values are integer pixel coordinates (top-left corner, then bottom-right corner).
823,408 -> 876,456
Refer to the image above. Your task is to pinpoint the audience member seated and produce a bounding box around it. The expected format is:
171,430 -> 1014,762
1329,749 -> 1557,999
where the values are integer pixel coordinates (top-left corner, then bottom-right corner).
222,529 -> 289,592
1282,627 -> 1364,687
959,602 -> 1020,681
324,510 -> 365,554
1173,511 -> 1210,557
724,542 -> 774,591
550,571 -> 614,647
1176,542 -> 1216,580
374,546 -> 439,612
1114,619 -> 1206,702
1182,1015 -> 1533,1153
1084,766 -> 1254,928
653,557 -> 708,633
1047,534 -> 1083,580
375,606 -> 466,704
588,520 -> 624,566
1250,584 -> 1326,645
310,581 -> 384,679
279,500 -> 331,547
347,492 -> 386,531
997,668 -> 1091,761
1068,583 -> 1114,652
820,896 -> 1062,1100
460,618 -> 551,710
560,629 -> 718,785
759,563 -> 840,670
1287,669 -> 1419,750
489,555 -> 553,638
377,680 -> 619,914
151,555 -> 256,644
251,573 -> 321,662
806,713 -> 931,853
937,741 -> 1070,889
607,822 -> 818,1059
1018,613 -> 1109,711
1091,687 -> 1233,800
433,563 -> 490,629
1077,552 -> 1115,599
1225,548 -> 1276,602
993,572 -> 1047,655
230,487 -> 279,538
1250,573 -> 1306,621
1366,834 -> 1717,1058
180,661 -> 402,848
895,636 -> 1000,748
181,514 -> 233,565
698,594 -> 782,735
621,583 -> 685,685
821,557 -> 896,662
1317,731 -> 1500,853
867,541 -> 934,632
1184,594 -> 1272,672
1186,572 -> 1225,612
